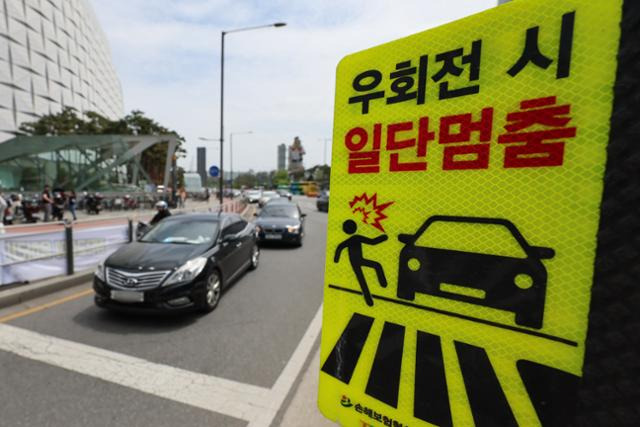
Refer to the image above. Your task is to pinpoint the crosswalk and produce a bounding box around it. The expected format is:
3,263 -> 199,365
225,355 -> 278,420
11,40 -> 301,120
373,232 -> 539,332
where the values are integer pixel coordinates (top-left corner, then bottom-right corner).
322,312 -> 581,426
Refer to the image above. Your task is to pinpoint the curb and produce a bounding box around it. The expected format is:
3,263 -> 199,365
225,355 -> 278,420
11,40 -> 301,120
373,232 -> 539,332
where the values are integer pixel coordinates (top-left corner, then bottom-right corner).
0,270 -> 94,309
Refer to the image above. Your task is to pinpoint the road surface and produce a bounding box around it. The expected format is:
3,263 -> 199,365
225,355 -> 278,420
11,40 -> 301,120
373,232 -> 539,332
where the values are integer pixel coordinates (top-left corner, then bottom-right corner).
0,196 -> 331,427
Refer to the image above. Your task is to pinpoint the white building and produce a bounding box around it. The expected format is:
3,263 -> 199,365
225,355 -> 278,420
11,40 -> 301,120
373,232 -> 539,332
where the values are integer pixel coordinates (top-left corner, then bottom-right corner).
0,0 -> 123,142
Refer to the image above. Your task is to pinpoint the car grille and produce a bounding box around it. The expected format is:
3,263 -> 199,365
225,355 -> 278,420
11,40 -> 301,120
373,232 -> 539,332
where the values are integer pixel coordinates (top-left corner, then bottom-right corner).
263,227 -> 284,233
106,268 -> 170,290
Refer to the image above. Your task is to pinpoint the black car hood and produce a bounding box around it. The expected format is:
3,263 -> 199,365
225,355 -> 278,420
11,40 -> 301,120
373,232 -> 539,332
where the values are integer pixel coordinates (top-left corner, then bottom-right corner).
106,242 -> 209,271
255,217 -> 300,227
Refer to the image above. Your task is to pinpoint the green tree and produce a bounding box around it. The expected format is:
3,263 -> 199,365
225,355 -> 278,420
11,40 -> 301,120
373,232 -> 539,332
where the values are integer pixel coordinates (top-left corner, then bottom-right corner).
235,172 -> 257,189
273,169 -> 289,186
255,171 -> 270,187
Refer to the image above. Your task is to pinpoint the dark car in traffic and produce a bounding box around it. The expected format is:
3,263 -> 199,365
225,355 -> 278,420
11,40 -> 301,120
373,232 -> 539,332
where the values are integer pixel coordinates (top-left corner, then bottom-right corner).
93,213 -> 259,313
254,203 -> 306,246
397,216 -> 554,329
317,190 -> 329,212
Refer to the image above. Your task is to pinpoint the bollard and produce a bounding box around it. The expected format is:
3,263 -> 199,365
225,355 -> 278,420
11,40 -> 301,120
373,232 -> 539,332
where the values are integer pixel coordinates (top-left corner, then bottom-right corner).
65,223 -> 74,275
128,218 -> 133,242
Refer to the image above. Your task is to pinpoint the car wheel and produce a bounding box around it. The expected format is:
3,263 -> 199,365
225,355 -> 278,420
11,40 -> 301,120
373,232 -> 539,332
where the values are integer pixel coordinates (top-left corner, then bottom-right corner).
249,244 -> 260,270
94,294 -> 106,308
201,270 -> 222,313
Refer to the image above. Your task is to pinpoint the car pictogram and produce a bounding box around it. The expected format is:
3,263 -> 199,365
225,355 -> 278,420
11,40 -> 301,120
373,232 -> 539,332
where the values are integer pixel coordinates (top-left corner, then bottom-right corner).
397,216 -> 555,329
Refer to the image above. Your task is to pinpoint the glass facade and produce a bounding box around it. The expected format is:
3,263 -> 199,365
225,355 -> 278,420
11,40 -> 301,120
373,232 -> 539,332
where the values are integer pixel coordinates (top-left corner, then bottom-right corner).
0,135 -> 176,192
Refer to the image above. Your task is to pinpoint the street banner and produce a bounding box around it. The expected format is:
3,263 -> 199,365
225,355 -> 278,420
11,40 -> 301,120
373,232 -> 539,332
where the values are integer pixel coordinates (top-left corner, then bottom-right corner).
319,0 -> 624,425
0,225 -> 128,285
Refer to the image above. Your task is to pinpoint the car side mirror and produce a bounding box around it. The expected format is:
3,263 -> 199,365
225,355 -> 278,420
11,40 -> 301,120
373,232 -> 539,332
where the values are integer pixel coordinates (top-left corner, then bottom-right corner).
301,213 -> 307,218
530,246 -> 555,259
398,234 -> 413,244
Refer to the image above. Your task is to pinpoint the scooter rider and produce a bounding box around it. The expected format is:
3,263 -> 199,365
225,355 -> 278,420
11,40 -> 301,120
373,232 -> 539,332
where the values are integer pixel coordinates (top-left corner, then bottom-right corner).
150,200 -> 171,226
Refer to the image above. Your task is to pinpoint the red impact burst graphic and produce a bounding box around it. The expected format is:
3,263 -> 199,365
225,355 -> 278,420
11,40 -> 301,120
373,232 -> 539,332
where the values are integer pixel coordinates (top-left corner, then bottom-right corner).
349,192 -> 394,232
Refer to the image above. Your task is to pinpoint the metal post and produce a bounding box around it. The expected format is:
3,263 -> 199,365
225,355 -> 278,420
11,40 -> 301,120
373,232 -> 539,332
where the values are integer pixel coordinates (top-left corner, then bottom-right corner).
65,224 -> 74,275
219,31 -> 226,207
128,219 -> 133,242
230,132 -> 233,189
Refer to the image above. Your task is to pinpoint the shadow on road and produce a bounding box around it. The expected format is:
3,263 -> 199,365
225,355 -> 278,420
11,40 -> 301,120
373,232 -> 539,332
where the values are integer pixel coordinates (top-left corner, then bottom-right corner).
71,305 -> 199,334
257,242 -> 304,250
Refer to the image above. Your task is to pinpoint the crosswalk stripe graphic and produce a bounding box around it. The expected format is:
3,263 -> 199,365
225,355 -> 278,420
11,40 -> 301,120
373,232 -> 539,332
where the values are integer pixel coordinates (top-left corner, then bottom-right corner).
321,313 -> 375,384
365,322 -> 405,408
517,360 -> 580,426
455,341 -> 518,427
414,331 -> 453,427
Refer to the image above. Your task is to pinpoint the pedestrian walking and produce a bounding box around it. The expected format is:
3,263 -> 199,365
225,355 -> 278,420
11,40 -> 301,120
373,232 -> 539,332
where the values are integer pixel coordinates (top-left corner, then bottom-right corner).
41,185 -> 53,222
68,190 -> 77,221
179,187 -> 187,208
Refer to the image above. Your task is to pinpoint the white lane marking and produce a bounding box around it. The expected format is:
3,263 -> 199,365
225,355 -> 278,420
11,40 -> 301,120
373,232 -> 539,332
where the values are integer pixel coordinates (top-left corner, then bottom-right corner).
0,323 -> 270,421
248,303 -> 323,427
0,304 -> 324,426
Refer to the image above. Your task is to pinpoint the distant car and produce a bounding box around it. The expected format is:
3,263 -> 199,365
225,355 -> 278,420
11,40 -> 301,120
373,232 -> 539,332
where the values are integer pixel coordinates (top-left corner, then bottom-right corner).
277,189 -> 292,200
265,197 -> 294,207
245,190 -> 262,203
258,191 -> 279,207
254,203 -> 306,246
93,213 -> 259,313
316,191 -> 329,212
396,216 -> 554,329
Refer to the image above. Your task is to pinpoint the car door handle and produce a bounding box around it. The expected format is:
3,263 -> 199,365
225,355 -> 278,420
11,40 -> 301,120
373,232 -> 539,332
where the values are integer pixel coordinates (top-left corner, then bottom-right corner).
235,242 -> 242,248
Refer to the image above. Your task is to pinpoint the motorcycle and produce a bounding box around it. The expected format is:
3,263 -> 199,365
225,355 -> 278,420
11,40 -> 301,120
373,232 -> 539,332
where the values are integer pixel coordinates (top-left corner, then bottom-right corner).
51,191 -> 65,221
123,194 -> 137,210
136,221 -> 150,240
85,193 -> 103,215
22,196 -> 40,223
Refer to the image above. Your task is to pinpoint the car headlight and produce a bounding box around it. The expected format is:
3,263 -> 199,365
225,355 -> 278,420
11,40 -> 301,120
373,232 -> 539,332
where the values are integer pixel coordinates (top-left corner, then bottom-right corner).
95,261 -> 106,281
286,224 -> 300,233
164,257 -> 208,286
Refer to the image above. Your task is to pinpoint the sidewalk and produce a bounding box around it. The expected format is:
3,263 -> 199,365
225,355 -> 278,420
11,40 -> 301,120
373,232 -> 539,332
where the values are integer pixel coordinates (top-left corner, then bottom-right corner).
279,346 -> 337,427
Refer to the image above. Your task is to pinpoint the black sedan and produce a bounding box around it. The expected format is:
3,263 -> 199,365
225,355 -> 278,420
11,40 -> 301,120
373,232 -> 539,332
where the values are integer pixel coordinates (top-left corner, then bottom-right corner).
254,203 -> 306,246
93,213 -> 259,313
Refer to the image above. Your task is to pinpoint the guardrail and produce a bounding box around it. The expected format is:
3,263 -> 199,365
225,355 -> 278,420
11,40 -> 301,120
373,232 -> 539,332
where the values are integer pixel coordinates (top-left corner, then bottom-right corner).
0,198 -> 247,287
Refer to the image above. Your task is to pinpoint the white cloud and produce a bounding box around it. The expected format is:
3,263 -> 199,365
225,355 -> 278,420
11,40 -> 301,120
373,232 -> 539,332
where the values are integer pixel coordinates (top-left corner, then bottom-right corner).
91,0 -> 496,172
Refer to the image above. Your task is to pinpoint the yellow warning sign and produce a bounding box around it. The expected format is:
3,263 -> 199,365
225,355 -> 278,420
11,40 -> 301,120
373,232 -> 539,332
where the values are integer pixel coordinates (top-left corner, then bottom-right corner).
319,0 -> 622,425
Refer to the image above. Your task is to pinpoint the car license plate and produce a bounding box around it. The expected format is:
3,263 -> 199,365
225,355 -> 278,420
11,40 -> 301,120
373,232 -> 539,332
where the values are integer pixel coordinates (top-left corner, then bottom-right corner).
265,233 -> 282,240
111,290 -> 144,303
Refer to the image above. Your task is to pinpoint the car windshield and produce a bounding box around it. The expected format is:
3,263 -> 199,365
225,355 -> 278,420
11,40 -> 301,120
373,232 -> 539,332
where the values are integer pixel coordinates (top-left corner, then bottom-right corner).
140,219 -> 219,245
260,205 -> 299,219
414,221 -> 527,258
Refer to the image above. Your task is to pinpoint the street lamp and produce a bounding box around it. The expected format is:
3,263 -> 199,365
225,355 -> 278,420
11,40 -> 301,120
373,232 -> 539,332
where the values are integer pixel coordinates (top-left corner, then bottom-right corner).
318,138 -> 331,165
229,130 -> 252,188
219,22 -> 286,205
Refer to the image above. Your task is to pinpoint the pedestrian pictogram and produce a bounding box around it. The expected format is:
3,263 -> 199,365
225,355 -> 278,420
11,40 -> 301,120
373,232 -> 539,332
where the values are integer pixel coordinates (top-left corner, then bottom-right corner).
319,0 -> 623,425
334,220 -> 388,306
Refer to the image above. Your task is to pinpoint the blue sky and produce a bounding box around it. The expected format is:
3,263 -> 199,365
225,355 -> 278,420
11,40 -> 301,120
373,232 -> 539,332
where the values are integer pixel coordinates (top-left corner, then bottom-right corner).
91,0 -> 496,172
